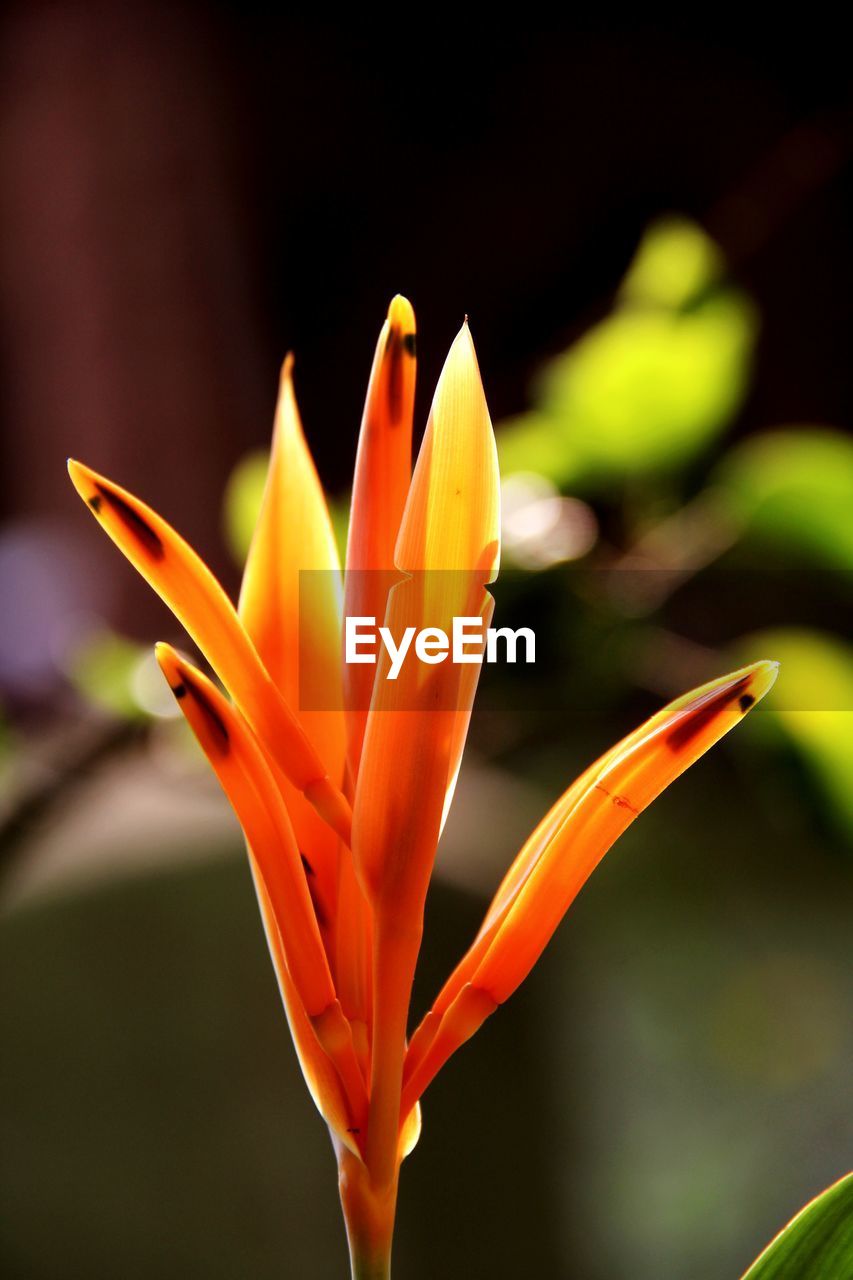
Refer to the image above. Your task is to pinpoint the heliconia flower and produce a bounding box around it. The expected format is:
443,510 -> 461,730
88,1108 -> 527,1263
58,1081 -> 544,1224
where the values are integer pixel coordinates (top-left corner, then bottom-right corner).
68,297 -> 778,1279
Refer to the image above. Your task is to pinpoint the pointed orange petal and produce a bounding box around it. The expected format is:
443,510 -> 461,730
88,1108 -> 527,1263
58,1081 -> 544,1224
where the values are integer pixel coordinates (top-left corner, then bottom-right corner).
67,459 -> 351,844
395,319 -> 500,580
402,660 -> 779,1108
240,354 -> 344,722
343,296 -> 416,772
352,321 -> 500,1185
239,357 -> 347,929
478,660 -> 780,1003
334,296 -> 417,1032
155,645 -> 366,1118
409,675 -> 691,1060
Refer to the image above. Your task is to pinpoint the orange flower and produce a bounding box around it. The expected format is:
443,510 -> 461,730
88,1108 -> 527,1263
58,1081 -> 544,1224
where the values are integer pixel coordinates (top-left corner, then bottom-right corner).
68,297 -> 777,1279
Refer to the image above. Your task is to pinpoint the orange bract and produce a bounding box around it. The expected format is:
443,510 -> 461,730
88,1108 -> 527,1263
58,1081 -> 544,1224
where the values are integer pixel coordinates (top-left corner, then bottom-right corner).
344,294 -> 416,775
69,298 -> 778,1276
66,457 -> 352,845
240,354 -> 347,940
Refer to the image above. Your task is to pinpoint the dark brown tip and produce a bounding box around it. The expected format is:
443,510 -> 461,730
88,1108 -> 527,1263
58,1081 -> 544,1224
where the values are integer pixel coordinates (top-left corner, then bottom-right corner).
300,853 -> 315,876
402,332 -> 416,357
666,675 -> 752,752
739,694 -> 755,712
95,482 -> 164,560
171,683 -> 187,699
181,670 -> 230,754
383,326 -> 407,427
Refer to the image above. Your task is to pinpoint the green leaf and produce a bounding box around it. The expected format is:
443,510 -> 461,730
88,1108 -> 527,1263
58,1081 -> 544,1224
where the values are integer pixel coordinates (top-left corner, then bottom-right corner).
712,428 -> 853,569
740,1173 -> 853,1278
538,295 -> 755,484
497,217 -> 757,490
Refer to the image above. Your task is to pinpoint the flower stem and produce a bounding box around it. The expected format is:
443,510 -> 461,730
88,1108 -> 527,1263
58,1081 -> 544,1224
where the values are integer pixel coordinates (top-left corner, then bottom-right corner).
366,911 -> 422,1186
338,1144 -> 398,1280
351,1252 -> 391,1280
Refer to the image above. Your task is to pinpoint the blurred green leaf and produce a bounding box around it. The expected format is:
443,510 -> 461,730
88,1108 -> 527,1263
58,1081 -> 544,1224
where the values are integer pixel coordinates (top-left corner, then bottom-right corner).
619,215 -> 726,309
738,628 -> 853,835
68,631 -> 150,720
222,448 -> 269,565
741,1173 -> 853,1278
712,428 -> 853,569
498,217 -> 757,490
492,413 -> 576,486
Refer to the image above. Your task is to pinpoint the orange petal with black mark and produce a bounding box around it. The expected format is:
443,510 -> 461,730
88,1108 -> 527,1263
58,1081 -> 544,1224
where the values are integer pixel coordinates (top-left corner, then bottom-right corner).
344,295 -> 416,773
403,660 -> 779,1107
155,643 -> 335,1017
155,644 -> 367,1120
67,459 -> 351,844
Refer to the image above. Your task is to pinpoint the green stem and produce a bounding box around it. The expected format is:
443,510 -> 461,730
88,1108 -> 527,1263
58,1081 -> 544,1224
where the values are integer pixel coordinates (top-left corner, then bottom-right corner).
352,1252 -> 391,1280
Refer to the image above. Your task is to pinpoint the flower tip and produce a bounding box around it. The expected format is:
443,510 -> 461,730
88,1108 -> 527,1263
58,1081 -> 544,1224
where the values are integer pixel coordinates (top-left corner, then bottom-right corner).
280,351 -> 295,385
273,351 -> 304,443
710,658 -> 778,724
67,457 -> 89,492
67,458 -> 103,506
444,316 -> 481,380
387,293 -> 415,333
154,641 -> 182,686
746,657 -> 780,704
154,643 -> 197,707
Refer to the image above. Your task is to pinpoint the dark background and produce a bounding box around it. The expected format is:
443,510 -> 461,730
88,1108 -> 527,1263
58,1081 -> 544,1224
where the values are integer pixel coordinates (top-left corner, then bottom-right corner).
3,9 -> 853,601
1,7 -> 851,1278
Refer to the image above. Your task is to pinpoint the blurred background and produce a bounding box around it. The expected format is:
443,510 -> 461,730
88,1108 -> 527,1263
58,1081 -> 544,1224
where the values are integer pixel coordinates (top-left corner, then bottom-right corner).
1,7 -> 851,1278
